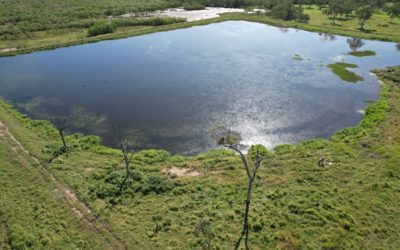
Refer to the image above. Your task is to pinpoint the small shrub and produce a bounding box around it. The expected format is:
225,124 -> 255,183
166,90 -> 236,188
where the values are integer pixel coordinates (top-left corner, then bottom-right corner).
197,149 -> 235,160
300,138 -> 329,150
8,225 -> 35,249
133,149 -> 171,164
142,176 -> 173,195
87,21 -> 115,37
168,154 -> 185,163
251,222 -> 263,232
183,3 -> 205,11
112,17 -> 185,28
248,144 -> 272,160
274,144 -> 296,155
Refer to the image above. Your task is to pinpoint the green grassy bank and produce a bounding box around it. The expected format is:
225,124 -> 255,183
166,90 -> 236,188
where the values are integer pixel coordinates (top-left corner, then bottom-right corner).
0,66 -> 399,248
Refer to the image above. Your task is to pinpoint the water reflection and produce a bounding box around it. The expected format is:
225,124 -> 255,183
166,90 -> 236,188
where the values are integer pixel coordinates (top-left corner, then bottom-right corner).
319,33 -> 337,42
279,27 -> 289,33
347,38 -> 365,51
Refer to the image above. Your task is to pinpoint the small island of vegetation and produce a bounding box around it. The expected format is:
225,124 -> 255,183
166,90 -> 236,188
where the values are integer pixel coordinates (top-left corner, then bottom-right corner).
348,50 -> 377,57
328,62 -> 364,82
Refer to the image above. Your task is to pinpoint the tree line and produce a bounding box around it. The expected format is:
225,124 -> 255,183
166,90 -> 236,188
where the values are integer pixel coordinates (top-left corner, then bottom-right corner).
1,0 -> 399,40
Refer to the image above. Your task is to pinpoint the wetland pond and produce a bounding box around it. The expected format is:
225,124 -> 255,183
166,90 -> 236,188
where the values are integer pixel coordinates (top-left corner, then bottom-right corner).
1,21 -> 399,154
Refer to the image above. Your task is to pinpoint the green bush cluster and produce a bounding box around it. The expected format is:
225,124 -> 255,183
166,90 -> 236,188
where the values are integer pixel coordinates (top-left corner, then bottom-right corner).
183,2 -> 206,10
87,17 -> 185,37
87,21 -> 115,37
133,149 -> 171,164
115,17 -> 184,27
271,0 -> 310,22
92,169 -> 173,200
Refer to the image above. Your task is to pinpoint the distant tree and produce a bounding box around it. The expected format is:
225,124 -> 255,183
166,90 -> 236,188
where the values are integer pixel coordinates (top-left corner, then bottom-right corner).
212,127 -> 271,250
355,5 -> 374,30
320,33 -> 337,41
374,0 -> 388,10
386,2 -> 400,22
271,0 -> 310,22
342,0 -> 355,17
51,117 -> 67,150
315,0 -> 330,9
324,0 -> 345,24
347,37 -> 365,51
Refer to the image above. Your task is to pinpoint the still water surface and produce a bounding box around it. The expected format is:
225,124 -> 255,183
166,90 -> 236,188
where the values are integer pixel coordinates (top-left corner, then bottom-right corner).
1,21 -> 399,154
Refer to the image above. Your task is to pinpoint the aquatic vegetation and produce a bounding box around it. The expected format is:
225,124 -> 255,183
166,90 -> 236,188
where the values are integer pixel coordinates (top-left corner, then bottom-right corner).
348,50 -> 377,57
327,62 -> 364,82
292,54 -> 304,60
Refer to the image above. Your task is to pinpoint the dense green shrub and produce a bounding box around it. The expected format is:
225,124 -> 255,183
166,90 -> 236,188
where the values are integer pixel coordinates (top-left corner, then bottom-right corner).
142,176 -> 173,195
93,169 -> 143,198
300,138 -> 330,150
8,225 -> 36,249
112,17 -> 185,27
271,0 -> 310,22
87,21 -> 115,37
65,133 -> 102,149
196,149 -> 235,160
248,144 -> 273,160
183,2 -> 206,10
133,149 -> 171,164
92,168 -> 173,200
274,144 -> 296,155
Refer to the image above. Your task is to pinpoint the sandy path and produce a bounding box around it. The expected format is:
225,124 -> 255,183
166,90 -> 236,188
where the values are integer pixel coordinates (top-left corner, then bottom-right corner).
163,166 -> 201,177
0,120 -> 125,249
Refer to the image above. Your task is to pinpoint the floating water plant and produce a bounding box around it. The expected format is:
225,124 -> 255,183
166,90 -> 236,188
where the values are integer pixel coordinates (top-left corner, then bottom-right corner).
292,54 -> 304,60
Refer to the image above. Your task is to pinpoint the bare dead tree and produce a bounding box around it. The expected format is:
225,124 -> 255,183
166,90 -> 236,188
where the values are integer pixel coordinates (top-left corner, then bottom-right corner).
51,117 -> 67,149
211,127 -> 269,250
115,128 -> 135,193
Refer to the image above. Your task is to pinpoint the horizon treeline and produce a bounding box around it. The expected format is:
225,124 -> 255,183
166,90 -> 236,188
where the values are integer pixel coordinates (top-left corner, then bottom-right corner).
0,0 -> 398,40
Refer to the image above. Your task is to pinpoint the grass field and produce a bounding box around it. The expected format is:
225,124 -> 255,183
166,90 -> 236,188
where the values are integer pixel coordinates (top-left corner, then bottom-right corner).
1,5 -> 400,57
0,66 -> 399,248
